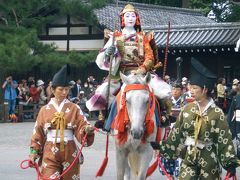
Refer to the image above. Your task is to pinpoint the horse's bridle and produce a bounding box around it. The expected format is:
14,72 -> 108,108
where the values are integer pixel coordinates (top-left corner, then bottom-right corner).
122,83 -> 155,139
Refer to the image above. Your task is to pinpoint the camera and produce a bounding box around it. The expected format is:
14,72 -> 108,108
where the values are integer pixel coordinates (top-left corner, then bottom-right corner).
7,76 -> 12,82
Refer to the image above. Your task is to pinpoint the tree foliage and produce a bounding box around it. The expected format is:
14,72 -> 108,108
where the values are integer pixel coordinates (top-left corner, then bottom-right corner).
0,0 -> 104,76
0,0 -> 106,31
0,0 -> 239,77
225,3 -> 240,21
0,25 -> 98,74
190,0 -> 240,22
190,0 -> 211,14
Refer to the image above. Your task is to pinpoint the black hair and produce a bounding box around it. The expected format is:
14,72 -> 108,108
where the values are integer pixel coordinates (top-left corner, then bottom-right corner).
200,86 -> 213,98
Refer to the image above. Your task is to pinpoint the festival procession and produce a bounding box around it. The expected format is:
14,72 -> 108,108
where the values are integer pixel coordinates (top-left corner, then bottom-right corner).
1,0 -> 240,180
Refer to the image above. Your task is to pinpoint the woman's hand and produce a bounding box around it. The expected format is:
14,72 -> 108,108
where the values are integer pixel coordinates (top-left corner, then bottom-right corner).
85,125 -> 95,135
150,141 -> 161,150
227,166 -> 236,177
105,46 -> 116,57
29,154 -> 39,167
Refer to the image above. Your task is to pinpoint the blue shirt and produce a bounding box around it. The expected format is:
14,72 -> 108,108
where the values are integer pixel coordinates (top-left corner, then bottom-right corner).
4,80 -> 17,100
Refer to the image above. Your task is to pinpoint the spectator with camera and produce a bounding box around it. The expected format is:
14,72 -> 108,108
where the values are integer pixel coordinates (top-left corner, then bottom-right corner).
2,75 -> 18,121
70,79 -> 82,102
37,79 -> 47,105
77,91 -> 89,118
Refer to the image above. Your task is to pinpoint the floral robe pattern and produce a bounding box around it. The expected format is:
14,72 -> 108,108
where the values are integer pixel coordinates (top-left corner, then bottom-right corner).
86,30 -> 156,112
30,98 -> 94,180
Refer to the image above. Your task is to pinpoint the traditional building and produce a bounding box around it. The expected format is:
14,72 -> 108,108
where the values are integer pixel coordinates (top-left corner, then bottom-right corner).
38,15 -> 104,51
94,2 -> 240,82
39,1 -> 240,82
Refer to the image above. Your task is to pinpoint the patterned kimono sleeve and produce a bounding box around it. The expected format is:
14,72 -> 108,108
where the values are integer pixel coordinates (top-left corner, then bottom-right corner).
30,108 -> 46,153
96,30 -> 122,74
159,110 -> 185,159
95,35 -> 113,71
214,111 -> 238,169
74,106 -> 94,146
140,33 -> 155,72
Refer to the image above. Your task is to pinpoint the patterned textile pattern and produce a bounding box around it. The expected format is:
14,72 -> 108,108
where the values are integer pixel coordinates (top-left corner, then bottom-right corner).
159,156 -> 180,177
159,100 -> 238,179
30,98 -> 94,179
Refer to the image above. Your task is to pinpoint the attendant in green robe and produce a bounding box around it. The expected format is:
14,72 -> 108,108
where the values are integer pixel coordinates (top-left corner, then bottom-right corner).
151,57 -> 239,180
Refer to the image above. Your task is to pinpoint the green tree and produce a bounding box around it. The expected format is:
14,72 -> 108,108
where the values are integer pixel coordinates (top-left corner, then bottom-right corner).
225,3 -> 240,21
0,0 -> 105,75
190,0 -> 211,14
0,0 -> 106,31
190,0 -> 240,22
0,26 -> 98,74
159,0 -> 182,7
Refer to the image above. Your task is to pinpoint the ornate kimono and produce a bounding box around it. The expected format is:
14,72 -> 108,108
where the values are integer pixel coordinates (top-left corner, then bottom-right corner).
86,30 -> 170,112
159,95 -> 184,177
159,99 -> 238,179
96,30 -> 156,77
30,98 -> 94,180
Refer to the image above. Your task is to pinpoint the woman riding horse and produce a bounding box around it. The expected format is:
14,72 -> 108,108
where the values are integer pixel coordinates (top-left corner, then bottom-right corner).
86,3 -> 171,127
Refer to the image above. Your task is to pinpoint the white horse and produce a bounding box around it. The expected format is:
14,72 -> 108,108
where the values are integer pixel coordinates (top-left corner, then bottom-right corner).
112,72 -> 163,180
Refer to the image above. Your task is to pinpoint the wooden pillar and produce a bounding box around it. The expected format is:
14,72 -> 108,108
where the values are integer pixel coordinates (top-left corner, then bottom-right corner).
3,101 -> 8,122
182,0 -> 190,8
66,14 -> 70,51
18,104 -> 23,122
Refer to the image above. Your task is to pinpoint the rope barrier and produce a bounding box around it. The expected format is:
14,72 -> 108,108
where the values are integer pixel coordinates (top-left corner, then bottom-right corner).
93,127 -> 118,137
20,128 -> 111,179
22,126 -> 234,180
224,172 -> 237,180
20,133 -> 88,180
158,155 -> 172,180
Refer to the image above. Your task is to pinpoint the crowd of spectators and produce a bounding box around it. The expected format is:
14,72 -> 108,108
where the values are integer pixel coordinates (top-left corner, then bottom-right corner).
1,73 -> 240,123
1,75 -> 101,122
163,74 -> 240,113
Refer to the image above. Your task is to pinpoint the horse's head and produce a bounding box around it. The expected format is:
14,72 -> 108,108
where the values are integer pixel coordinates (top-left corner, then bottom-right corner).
120,72 -> 152,139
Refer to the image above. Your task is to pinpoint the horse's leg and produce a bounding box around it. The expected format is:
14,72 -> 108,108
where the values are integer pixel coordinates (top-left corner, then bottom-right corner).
137,145 -> 154,180
128,151 -> 140,180
124,162 -> 130,180
116,147 -> 129,180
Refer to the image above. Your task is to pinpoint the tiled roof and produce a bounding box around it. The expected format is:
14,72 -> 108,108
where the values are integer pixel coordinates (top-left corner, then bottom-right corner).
150,23 -> 240,48
94,1 -> 214,30
94,1 -> 240,49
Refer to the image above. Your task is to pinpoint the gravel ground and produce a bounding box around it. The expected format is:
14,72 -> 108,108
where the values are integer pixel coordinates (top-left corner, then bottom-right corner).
0,122 -> 239,180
